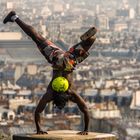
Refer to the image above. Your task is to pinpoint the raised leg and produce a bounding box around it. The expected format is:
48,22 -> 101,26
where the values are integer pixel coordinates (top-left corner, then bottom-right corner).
15,18 -> 46,46
3,11 -> 45,46
68,31 -> 96,64
81,36 -> 96,52
80,27 -> 97,51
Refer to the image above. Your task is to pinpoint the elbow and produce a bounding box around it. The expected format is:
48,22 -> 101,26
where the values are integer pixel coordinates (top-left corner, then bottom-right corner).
81,106 -> 89,115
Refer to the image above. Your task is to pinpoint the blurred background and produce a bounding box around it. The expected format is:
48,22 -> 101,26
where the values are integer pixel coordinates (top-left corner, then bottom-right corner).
0,0 -> 140,139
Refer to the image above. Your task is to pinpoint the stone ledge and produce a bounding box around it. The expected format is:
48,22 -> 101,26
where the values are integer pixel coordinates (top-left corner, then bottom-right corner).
13,130 -> 117,140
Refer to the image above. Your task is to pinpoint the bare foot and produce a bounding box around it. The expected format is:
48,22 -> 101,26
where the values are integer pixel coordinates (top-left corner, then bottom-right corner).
3,11 -> 16,24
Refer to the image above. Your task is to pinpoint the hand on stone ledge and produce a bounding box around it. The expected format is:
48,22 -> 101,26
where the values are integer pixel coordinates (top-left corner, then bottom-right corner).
77,131 -> 88,135
37,130 -> 48,135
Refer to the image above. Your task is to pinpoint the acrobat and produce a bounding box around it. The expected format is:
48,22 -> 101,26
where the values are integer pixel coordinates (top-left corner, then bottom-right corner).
3,11 -> 97,135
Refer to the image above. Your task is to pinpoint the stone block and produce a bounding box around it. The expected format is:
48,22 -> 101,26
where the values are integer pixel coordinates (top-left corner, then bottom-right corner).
13,130 -> 117,140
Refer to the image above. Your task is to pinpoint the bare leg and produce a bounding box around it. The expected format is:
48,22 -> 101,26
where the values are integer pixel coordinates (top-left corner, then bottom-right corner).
3,11 -> 45,46
68,35 -> 96,64
68,89 -> 89,135
80,27 -> 97,51
35,87 -> 54,134
15,18 -> 46,46
81,36 -> 96,52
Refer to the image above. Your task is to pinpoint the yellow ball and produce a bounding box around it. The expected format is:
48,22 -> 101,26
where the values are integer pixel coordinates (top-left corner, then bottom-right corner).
52,76 -> 69,92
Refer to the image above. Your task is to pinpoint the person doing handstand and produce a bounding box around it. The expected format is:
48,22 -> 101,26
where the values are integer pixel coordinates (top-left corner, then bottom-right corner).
3,11 -> 97,135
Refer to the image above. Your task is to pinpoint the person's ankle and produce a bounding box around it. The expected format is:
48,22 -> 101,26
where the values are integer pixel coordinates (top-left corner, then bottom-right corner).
11,15 -> 19,22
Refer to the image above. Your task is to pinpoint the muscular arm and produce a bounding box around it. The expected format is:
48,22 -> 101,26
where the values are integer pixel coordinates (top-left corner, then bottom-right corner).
69,90 -> 89,135
35,87 -> 53,134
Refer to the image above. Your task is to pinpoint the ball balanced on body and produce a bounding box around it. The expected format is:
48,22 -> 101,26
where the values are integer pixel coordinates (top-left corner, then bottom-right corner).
52,76 -> 69,93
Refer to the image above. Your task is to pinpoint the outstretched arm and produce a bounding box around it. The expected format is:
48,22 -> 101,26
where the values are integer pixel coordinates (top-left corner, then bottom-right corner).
35,87 -> 53,134
69,90 -> 89,135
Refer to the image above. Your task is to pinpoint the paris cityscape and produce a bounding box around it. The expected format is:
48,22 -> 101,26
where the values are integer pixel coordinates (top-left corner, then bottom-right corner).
0,0 -> 140,139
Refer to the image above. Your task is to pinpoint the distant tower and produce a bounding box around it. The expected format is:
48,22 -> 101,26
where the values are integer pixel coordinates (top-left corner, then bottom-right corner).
96,4 -> 100,14
129,8 -> 135,19
136,0 -> 140,17
57,25 -> 61,40
97,15 -> 109,30
122,0 -> 129,9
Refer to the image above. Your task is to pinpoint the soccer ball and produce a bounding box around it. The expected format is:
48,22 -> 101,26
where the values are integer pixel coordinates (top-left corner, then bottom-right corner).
52,76 -> 69,92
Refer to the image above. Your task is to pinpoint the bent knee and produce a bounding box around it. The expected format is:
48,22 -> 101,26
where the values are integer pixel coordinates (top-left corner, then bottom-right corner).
79,104 -> 88,112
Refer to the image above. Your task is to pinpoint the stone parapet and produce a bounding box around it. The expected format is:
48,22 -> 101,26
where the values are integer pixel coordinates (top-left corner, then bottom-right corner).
13,130 -> 117,140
